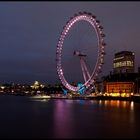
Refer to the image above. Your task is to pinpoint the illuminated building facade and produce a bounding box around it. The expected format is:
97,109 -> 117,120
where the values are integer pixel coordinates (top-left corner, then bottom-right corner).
102,73 -> 137,97
99,50 -> 140,97
105,81 -> 134,97
113,51 -> 135,74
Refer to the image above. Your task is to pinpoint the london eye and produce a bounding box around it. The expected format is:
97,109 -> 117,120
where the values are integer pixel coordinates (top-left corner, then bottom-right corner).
56,11 -> 106,93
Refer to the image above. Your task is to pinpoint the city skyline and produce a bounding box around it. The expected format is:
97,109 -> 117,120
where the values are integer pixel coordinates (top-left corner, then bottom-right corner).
0,2 -> 140,84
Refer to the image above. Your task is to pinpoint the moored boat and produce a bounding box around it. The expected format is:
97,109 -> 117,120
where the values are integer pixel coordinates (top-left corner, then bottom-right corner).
30,94 -> 51,99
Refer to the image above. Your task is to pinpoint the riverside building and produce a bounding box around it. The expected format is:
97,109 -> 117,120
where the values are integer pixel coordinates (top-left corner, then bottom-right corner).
100,51 -> 140,97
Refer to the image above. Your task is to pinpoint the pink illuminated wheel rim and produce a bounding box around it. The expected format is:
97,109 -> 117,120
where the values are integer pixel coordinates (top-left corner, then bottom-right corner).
56,12 -> 106,92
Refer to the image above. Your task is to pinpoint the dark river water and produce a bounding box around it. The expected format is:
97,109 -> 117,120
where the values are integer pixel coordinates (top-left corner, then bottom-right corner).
0,94 -> 140,138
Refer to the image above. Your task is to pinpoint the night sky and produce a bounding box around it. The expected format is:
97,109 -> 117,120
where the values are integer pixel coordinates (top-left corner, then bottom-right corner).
0,2 -> 140,85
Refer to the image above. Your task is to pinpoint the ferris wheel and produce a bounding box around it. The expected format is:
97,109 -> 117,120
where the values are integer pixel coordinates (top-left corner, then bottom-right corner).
56,11 -> 106,93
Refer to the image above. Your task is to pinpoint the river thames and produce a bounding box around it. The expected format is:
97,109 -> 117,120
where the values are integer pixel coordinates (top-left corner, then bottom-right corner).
0,94 -> 140,138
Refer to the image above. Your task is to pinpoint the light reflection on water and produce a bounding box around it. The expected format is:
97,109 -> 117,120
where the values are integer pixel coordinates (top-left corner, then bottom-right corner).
97,100 -> 134,111
31,99 -> 50,102
49,99 -> 138,138
0,95 -> 140,138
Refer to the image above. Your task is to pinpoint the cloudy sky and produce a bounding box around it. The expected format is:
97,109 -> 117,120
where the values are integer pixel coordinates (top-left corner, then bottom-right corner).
0,2 -> 140,85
